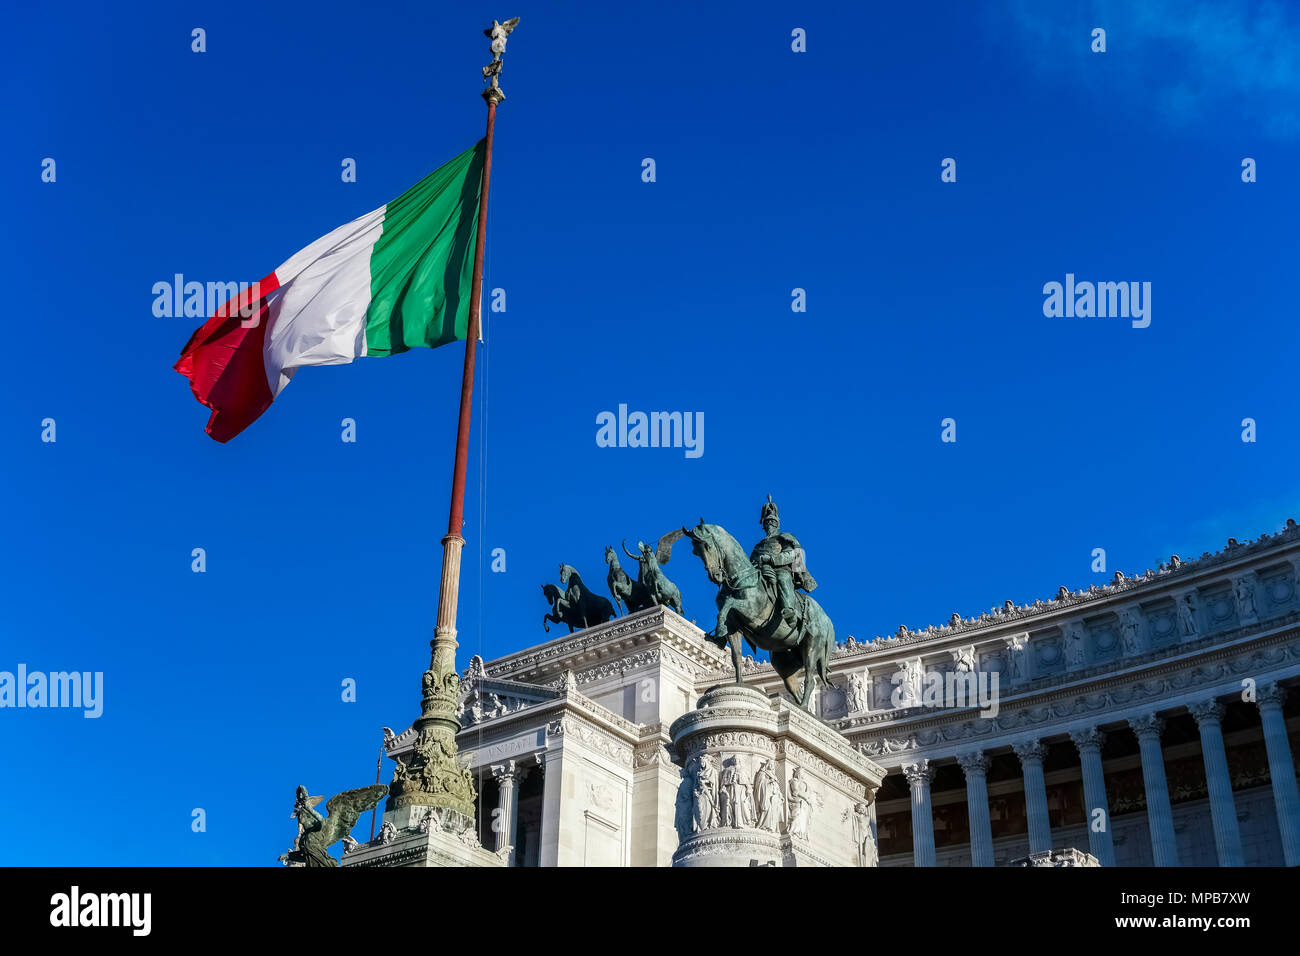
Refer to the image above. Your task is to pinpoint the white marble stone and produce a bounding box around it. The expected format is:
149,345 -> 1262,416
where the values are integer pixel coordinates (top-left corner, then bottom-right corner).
668,684 -> 885,867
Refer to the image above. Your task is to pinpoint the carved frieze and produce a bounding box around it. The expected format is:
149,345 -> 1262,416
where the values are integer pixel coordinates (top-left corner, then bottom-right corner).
545,715 -> 634,767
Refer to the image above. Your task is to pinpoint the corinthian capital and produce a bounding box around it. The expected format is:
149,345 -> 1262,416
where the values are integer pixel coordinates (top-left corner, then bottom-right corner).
1256,681 -> 1288,711
1128,713 -> 1165,740
1013,739 -> 1047,766
901,760 -> 934,785
1069,726 -> 1106,754
1188,699 -> 1224,727
956,751 -> 989,777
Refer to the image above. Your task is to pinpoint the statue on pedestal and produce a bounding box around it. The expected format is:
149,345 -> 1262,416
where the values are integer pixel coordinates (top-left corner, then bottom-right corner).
279,783 -> 388,867
682,497 -> 835,708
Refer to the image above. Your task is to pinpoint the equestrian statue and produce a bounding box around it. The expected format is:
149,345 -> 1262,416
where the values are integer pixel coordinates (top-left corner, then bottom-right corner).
681,496 -> 834,708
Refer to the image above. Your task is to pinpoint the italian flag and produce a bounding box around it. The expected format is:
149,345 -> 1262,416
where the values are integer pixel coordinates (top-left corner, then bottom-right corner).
175,140 -> 485,442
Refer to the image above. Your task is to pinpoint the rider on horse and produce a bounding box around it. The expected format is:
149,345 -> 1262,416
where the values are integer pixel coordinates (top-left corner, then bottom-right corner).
748,495 -> 818,629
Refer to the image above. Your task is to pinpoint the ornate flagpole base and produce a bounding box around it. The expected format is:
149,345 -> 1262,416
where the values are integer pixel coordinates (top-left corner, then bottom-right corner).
386,534 -> 476,820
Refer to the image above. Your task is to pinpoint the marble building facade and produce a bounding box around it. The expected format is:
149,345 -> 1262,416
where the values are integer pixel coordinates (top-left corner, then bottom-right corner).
375,520 -> 1300,866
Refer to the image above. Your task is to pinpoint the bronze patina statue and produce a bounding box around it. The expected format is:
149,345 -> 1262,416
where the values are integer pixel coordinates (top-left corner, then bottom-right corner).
749,495 -> 816,627
542,564 -> 616,632
683,497 -> 834,707
606,545 -> 652,614
622,535 -> 685,615
279,783 -> 388,867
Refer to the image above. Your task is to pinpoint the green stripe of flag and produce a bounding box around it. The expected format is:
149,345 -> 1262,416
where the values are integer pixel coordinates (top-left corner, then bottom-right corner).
364,139 -> 485,357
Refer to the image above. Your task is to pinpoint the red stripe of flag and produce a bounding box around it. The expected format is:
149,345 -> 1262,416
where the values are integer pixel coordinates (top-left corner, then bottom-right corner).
174,271 -> 280,442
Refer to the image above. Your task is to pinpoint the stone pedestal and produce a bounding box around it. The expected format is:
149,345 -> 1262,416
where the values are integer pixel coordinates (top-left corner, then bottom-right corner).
340,806 -> 507,868
669,684 -> 886,867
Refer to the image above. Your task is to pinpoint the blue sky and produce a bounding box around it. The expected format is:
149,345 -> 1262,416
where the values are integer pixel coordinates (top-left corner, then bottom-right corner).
1,1 -> 1297,865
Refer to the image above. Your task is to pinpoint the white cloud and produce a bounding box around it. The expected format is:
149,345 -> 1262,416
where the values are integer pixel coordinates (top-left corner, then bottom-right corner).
1001,0 -> 1300,138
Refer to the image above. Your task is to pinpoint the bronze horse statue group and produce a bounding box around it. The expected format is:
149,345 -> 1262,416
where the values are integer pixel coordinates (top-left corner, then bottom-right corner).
543,511 -> 834,708
542,564 -> 616,633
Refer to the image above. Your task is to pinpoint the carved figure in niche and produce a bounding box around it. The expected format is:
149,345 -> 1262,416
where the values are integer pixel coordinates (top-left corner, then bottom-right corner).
720,756 -> 754,828
1234,577 -> 1257,619
692,753 -> 719,832
753,758 -> 784,832
845,671 -> 868,714
1005,636 -> 1027,680
848,801 -> 876,867
1065,625 -> 1086,668
675,758 -> 696,840
786,767 -> 812,840
1119,610 -> 1144,656
1178,593 -> 1199,636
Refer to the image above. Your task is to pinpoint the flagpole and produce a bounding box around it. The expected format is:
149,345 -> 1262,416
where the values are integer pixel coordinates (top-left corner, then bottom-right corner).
385,18 -> 518,825
369,740 -> 383,841
435,85 -> 499,664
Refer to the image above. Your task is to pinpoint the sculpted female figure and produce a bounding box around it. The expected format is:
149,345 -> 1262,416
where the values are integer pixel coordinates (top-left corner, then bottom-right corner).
753,758 -> 784,832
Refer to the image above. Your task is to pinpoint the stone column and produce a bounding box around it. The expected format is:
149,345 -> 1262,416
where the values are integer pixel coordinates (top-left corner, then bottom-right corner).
490,761 -> 519,865
1129,713 -> 1179,866
1255,683 -> 1300,866
1013,740 -> 1053,854
1188,700 -> 1243,866
537,749 -> 561,868
957,752 -> 994,867
902,760 -> 936,867
1069,727 -> 1115,867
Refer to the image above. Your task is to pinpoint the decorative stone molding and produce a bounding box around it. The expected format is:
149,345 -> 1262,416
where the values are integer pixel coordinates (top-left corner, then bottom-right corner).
859,736 -> 918,757
341,820 -> 507,869
546,714 -> 635,767
1008,848 -> 1100,867
842,628 -> 1300,765
632,742 -> 675,770
484,606 -> 726,682
722,521 -> 1300,686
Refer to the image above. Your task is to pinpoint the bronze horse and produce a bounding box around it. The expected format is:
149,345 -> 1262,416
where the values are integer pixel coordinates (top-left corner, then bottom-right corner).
543,565 -> 616,633
682,520 -> 834,707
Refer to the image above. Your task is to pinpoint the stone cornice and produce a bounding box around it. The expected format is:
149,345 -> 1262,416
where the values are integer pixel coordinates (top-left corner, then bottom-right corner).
386,683 -> 644,765
843,619 -> 1300,763
483,606 -> 727,683
706,520 -> 1300,678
